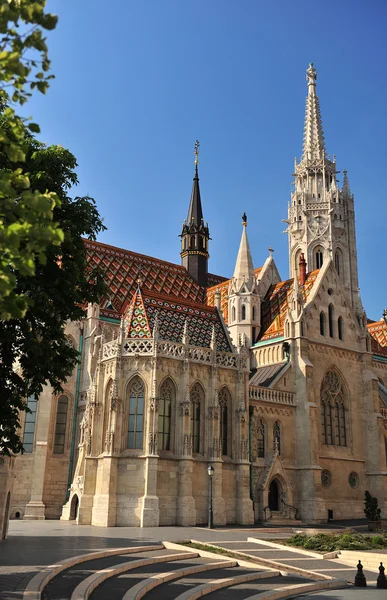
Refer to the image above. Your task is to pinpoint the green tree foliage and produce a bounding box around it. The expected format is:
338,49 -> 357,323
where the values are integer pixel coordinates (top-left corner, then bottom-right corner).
364,490 -> 382,521
0,132 -> 107,455
0,0 -> 64,319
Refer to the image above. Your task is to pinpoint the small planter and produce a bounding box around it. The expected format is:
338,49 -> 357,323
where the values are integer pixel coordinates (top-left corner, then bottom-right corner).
367,520 -> 382,532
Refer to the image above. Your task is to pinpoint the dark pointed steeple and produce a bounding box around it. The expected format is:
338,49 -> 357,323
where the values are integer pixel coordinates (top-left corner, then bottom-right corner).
187,164 -> 203,225
180,141 -> 210,287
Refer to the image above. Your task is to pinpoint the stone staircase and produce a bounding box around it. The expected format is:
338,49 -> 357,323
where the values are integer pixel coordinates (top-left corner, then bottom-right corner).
22,541 -> 348,600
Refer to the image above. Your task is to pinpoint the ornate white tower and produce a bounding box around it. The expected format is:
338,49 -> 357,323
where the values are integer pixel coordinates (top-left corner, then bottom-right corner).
228,214 -> 260,347
287,64 -> 360,309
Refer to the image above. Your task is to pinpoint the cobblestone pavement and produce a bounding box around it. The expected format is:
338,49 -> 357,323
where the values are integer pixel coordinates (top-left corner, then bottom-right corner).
0,520 -> 381,599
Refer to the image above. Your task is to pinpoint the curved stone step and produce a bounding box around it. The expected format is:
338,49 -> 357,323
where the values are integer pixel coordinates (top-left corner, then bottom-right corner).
172,570 -> 281,600
121,560 -> 239,600
243,578 -> 348,599
23,545 -> 163,600
71,552 -> 199,600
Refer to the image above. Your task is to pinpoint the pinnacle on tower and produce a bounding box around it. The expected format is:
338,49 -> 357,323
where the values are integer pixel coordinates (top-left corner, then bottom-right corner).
232,213 -> 255,290
302,63 -> 326,162
342,169 -> 351,197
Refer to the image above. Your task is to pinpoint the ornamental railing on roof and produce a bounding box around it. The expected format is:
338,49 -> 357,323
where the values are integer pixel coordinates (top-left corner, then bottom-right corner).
249,386 -> 295,406
101,337 -> 240,368
102,340 -> 118,360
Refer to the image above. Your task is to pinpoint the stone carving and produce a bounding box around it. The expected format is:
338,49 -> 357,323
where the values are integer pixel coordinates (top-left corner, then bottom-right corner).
148,432 -> 158,455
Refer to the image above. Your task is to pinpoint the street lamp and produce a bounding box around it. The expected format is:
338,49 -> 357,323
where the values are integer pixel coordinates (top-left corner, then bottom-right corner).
207,464 -> 214,529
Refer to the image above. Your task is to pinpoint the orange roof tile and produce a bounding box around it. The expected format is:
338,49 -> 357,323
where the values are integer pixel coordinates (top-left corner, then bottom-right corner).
367,320 -> 387,358
84,239 -> 226,319
259,270 -> 319,341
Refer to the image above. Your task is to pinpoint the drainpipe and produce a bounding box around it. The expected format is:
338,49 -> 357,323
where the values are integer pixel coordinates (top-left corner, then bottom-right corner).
249,406 -> 254,501
66,324 -> 84,501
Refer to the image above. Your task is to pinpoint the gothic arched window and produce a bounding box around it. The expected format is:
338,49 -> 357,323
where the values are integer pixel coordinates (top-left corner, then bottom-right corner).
328,304 -> 334,338
257,418 -> 265,458
338,316 -> 344,341
252,306 -> 256,321
320,312 -> 326,336
273,421 -> 281,455
316,249 -> 324,269
190,383 -> 204,454
54,395 -> 69,454
241,304 -> 246,321
218,387 -> 231,456
159,379 -> 174,451
232,306 -> 236,322
127,377 -> 145,449
320,371 -> 347,447
23,396 -> 37,453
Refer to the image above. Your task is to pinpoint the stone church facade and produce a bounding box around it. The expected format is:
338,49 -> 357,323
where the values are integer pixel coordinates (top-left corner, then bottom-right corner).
7,64 -> 387,529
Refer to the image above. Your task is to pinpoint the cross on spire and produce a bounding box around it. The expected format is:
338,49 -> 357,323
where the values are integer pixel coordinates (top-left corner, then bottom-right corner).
194,139 -> 200,166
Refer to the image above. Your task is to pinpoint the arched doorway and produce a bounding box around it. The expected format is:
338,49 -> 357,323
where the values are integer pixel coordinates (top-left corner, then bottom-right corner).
268,479 -> 280,511
2,492 -> 11,539
70,494 -> 79,521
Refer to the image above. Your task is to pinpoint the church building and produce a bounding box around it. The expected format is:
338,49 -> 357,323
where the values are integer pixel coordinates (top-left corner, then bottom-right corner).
8,64 -> 387,528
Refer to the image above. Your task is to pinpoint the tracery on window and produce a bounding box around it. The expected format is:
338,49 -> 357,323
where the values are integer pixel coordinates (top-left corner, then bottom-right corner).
320,371 -> 347,447
159,378 -> 173,451
218,387 -> 230,456
190,383 -> 203,453
127,377 -> 145,450
54,395 -> 69,454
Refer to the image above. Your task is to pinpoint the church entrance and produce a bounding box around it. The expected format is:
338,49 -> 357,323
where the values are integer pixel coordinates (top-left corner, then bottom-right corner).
70,494 -> 79,521
268,479 -> 280,511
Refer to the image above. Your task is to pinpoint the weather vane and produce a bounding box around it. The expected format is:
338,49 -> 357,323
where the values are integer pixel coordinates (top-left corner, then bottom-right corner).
194,140 -> 200,165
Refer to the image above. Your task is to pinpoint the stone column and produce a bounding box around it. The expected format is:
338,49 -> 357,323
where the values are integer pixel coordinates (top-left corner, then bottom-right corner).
24,386 -> 52,520
176,337 -> 196,525
140,332 -> 160,527
234,363 -> 254,525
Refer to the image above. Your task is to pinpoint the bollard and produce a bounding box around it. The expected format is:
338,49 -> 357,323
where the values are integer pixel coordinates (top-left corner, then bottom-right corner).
354,560 -> 367,587
377,562 -> 387,589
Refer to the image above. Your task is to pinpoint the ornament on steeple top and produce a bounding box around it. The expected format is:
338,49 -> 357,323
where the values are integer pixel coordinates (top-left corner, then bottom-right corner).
194,139 -> 200,166
242,212 -> 247,226
268,246 -> 274,257
306,62 -> 317,87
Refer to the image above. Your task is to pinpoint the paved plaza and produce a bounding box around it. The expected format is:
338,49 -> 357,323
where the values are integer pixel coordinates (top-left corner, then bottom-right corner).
0,520 -> 385,599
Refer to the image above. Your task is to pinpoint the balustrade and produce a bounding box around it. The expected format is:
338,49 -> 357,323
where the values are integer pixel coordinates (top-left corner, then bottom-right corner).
249,385 -> 295,405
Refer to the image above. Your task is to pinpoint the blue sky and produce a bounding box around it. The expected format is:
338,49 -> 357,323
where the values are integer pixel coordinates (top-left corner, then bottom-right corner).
28,0 -> 386,319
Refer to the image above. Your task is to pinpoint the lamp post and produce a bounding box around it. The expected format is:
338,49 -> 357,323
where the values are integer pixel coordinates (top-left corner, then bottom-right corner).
207,464 -> 214,529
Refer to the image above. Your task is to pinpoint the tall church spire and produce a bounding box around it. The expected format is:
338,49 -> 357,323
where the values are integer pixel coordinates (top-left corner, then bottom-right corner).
232,213 -> 255,291
180,141 -> 210,287
287,65 -> 360,310
302,63 -> 326,162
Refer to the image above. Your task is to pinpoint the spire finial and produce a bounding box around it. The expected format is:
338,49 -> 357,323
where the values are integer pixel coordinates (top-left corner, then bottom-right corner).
242,212 -> 247,227
194,139 -> 200,166
268,246 -> 274,257
306,62 -> 317,88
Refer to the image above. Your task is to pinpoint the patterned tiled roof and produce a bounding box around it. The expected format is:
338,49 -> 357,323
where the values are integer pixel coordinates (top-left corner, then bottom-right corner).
367,320 -> 387,358
124,289 -> 152,338
259,270 -> 319,341
84,239 -> 227,319
206,267 -> 263,324
123,288 -> 232,352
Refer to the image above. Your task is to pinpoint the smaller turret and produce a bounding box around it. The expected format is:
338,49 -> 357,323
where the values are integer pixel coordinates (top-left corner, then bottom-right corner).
180,141 -> 210,287
228,215 -> 260,348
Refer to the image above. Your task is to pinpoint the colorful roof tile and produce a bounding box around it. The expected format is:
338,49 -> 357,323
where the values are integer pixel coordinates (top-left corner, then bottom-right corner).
367,320 -> 387,358
123,288 -> 232,352
259,270 -> 319,341
124,289 -> 152,338
84,239 -> 227,319
206,267 -> 263,324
